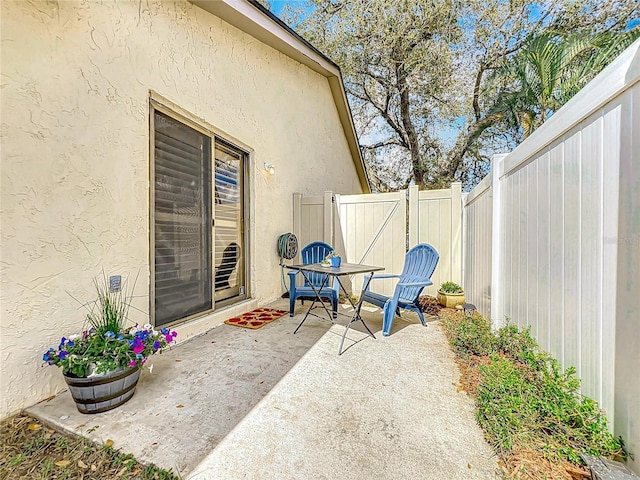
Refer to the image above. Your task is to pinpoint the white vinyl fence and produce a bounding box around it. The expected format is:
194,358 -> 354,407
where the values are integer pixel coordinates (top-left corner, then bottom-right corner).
463,40 -> 640,473
292,184 -> 462,297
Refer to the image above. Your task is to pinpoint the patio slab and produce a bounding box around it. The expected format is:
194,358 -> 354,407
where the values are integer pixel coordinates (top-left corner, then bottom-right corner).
28,299 -> 499,479
188,306 -> 499,479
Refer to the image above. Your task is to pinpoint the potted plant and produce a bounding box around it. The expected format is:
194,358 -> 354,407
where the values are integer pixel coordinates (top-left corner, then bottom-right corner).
320,251 -> 342,267
42,275 -> 177,414
437,281 -> 465,308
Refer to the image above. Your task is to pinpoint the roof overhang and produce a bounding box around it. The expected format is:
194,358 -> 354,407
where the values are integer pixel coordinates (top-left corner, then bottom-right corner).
189,0 -> 371,193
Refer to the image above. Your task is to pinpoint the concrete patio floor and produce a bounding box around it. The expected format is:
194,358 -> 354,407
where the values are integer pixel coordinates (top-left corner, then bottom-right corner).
27,299 -> 498,479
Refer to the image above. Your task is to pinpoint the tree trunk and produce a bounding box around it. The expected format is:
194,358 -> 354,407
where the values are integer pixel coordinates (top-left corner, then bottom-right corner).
395,61 -> 423,187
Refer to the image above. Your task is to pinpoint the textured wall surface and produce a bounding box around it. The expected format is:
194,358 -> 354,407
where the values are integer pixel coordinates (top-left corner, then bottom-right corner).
0,0 -> 363,418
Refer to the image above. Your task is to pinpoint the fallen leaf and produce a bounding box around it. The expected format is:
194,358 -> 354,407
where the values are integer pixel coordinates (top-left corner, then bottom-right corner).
468,463 -> 471,469
105,439 -> 114,448
78,460 -> 88,469
75,424 -> 86,429
91,464 -> 97,471
28,423 -> 42,431
116,466 -> 127,477
175,359 -> 182,362
55,460 -> 71,467
176,404 -> 184,408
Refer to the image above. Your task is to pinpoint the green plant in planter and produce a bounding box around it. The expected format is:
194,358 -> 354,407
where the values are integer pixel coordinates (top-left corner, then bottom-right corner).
437,281 -> 465,307
42,274 -> 177,378
439,281 -> 463,294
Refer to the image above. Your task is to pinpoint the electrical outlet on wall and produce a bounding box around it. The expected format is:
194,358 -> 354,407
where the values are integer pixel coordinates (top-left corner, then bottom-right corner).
109,275 -> 121,292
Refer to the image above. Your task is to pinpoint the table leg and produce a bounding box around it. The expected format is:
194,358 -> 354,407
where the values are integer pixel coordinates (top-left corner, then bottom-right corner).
293,270 -> 332,334
338,272 -> 376,355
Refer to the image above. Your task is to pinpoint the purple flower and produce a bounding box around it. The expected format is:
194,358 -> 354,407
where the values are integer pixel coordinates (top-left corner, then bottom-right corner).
66,340 -> 75,348
165,334 -> 173,343
43,352 -> 50,362
58,337 -> 67,350
58,350 -> 69,359
153,341 -> 161,350
161,328 -> 169,335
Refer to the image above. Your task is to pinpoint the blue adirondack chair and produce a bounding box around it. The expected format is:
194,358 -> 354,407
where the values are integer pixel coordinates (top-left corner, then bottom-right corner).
361,243 -> 439,336
288,241 -> 339,318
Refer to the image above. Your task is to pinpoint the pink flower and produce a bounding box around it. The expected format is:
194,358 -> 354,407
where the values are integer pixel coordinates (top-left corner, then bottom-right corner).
128,360 -> 137,367
133,343 -> 145,354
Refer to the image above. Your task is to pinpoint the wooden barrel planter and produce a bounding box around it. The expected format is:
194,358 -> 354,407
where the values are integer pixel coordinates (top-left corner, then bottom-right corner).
63,367 -> 141,414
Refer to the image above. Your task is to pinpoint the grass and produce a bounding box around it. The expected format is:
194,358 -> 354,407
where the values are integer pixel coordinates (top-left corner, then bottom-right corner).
0,412 -> 179,480
440,309 -> 625,480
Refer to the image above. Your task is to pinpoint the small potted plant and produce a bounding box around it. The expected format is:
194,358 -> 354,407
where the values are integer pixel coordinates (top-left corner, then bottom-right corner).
437,281 -> 465,308
42,274 -> 177,414
330,252 -> 341,268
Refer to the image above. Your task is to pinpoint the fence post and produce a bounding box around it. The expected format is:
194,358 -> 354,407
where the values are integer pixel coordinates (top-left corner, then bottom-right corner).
408,186 -> 419,248
293,192 -> 302,265
490,154 -> 507,329
323,191 -> 333,246
451,182 -> 463,285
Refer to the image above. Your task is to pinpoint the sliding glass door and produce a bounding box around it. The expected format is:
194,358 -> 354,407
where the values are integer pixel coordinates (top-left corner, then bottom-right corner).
151,106 -> 247,326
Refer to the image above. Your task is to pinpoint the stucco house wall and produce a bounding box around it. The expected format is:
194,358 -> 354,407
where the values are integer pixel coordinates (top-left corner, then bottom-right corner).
0,0 -> 364,418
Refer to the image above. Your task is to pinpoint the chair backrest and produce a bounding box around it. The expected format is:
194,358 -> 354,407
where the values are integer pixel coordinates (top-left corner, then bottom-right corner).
301,241 -> 333,288
398,243 -> 439,302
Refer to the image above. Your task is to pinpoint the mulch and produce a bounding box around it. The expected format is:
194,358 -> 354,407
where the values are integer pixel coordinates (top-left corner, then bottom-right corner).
418,295 -> 445,316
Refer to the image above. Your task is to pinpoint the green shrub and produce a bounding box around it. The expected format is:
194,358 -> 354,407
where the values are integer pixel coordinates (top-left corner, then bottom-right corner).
442,311 -> 625,469
476,346 -> 624,464
495,322 -> 539,366
443,313 -> 495,357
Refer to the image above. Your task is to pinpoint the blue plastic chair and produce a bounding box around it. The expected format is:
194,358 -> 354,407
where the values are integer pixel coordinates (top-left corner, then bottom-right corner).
288,241 -> 339,318
361,243 -> 439,336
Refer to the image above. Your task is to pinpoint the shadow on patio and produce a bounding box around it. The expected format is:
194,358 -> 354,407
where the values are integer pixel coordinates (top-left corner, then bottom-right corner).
27,298 -> 498,479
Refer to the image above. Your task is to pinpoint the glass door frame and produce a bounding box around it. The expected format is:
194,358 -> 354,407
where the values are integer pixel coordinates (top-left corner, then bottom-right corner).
149,99 -> 250,328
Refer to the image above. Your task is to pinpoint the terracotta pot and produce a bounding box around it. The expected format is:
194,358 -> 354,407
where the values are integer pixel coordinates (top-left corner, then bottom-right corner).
63,366 -> 140,414
437,290 -> 465,308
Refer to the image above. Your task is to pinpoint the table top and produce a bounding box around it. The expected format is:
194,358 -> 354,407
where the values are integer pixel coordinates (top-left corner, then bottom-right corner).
287,262 -> 384,276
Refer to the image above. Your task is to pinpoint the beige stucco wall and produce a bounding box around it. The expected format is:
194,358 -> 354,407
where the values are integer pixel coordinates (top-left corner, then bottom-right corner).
0,0 -> 363,418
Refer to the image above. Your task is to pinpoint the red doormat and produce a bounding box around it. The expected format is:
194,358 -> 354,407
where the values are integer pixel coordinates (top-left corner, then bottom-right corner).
224,308 -> 288,330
